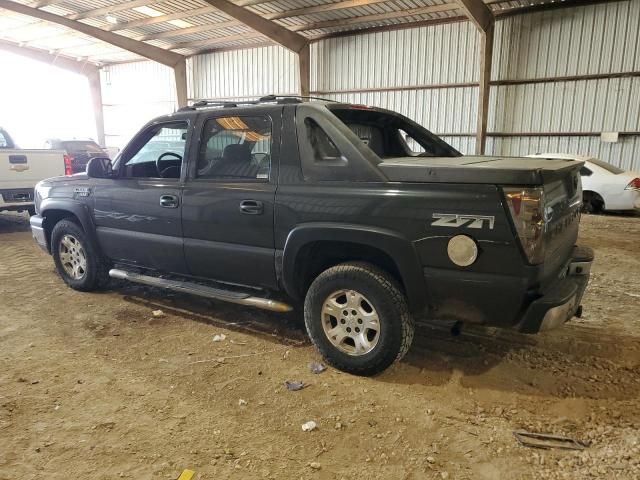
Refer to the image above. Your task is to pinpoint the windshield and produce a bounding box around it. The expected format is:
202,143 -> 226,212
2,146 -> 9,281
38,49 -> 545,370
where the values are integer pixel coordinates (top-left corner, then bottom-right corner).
328,105 -> 460,159
588,158 -> 625,174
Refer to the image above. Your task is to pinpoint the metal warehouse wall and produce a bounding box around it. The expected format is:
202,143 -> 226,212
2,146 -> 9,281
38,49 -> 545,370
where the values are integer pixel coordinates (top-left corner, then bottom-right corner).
101,0 -> 640,168
489,0 -> 640,169
187,45 -> 299,100
100,61 -> 178,150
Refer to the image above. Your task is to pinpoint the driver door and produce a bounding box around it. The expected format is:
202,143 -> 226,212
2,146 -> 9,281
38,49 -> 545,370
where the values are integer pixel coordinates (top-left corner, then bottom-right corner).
93,120 -> 190,274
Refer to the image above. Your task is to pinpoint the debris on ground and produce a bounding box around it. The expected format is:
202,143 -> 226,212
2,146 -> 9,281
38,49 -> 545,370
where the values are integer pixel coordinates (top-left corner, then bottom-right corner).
151,309 -> 165,318
284,380 -> 306,391
309,462 -> 321,469
212,334 -> 227,342
308,362 -> 327,374
238,399 -> 247,407
513,430 -> 589,450
302,421 -> 317,432
176,469 -> 196,480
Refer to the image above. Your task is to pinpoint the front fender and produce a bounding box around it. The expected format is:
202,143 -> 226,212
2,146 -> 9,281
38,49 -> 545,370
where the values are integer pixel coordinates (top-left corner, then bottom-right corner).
40,198 -> 98,251
282,223 -> 427,316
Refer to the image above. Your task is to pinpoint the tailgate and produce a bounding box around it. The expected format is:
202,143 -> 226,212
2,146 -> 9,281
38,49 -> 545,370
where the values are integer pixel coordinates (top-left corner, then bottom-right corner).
540,164 -> 583,283
0,150 -> 65,190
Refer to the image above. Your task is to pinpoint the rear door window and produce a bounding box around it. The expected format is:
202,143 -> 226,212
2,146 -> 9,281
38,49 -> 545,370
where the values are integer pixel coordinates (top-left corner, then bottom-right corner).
196,116 -> 272,181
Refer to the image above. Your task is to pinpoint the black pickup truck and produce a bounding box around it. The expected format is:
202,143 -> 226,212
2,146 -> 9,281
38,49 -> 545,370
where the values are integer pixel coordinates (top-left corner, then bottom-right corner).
30,97 -> 593,375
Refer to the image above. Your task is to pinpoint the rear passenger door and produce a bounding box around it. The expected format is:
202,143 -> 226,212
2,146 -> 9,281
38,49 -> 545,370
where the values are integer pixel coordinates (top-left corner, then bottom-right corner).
181,107 -> 280,289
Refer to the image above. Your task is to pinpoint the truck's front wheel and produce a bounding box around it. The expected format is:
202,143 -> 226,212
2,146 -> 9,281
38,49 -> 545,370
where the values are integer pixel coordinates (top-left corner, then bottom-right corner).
51,219 -> 108,291
304,262 -> 414,376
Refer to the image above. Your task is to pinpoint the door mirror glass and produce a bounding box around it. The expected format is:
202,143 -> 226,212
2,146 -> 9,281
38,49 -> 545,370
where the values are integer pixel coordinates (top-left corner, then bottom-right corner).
86,157 -> 113,178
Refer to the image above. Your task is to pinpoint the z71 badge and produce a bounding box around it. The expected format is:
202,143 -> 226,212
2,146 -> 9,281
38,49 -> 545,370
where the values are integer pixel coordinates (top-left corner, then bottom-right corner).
73,187 -> 92,198
431,213 -> 495,230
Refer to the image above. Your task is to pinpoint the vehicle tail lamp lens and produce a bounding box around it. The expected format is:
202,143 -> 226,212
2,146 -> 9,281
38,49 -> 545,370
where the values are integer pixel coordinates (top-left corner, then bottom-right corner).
503,187 -> 546,265
63,154 -> 73,176
447,235 -> 478,267
625,178 -> 640,190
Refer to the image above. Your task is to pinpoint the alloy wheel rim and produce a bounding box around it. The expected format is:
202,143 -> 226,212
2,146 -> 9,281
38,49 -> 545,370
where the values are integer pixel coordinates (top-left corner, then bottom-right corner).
321,289 -> 381,356
58,234 -> 87,280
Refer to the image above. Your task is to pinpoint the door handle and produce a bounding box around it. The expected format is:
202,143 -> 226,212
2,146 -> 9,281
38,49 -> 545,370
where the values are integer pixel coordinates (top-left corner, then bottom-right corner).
239,199 -> 263,215
159,194 -> 179,208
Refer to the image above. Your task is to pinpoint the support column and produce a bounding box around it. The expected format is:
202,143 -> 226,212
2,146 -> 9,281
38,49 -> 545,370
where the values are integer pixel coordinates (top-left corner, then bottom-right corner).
476,22 -> 494,155
86,69 -> 106,148
298,44 -> 311,97
173,58 -> 188,108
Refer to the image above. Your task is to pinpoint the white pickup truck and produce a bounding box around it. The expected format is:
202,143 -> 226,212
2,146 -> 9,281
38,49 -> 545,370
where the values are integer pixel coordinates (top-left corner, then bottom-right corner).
1,127 -> 66,215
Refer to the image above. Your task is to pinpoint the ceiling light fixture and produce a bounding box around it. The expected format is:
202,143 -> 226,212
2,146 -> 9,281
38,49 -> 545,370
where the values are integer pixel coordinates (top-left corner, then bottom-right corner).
133,6 -> 163,17
168,19 -> 193,28
105,15 -> 118,24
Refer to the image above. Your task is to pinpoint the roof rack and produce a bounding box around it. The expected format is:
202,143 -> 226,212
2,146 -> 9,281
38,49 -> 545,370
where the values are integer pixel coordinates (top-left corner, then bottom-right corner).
177,94 -> 338,112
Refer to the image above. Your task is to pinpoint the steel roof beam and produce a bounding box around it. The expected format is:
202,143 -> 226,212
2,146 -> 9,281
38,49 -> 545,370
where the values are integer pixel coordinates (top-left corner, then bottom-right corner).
456,0 -> 494,32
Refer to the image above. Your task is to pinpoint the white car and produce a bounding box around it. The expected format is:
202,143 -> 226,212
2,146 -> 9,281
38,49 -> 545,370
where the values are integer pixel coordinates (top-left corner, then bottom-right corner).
527,153 -> 640,213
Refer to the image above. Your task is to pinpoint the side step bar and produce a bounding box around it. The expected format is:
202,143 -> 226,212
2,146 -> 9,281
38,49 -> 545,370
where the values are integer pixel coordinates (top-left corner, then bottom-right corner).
109,269 -> 293,313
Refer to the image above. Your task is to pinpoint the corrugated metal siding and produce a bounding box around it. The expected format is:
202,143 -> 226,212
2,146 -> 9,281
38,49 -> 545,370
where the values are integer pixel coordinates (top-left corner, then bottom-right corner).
311,21 -> 479,153
491,0 -> 640,169
187,45 -> 298,100
100,61 -> 177,149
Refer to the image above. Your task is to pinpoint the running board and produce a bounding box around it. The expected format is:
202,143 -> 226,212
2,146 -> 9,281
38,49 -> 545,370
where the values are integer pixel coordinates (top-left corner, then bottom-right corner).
109,269 -> 293,313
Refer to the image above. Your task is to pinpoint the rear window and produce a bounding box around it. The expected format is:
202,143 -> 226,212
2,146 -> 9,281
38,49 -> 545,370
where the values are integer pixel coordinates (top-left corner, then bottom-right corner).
328,106 -> 460,159
588,158 -> 625,174
62,141 -> 104,154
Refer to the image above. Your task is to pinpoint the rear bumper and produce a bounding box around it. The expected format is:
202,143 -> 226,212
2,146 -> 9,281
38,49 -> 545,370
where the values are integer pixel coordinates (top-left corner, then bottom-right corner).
516,245 -> 593,333
0,188 -> 34,211
422,245 -> 594,332
30,214 -> 49,253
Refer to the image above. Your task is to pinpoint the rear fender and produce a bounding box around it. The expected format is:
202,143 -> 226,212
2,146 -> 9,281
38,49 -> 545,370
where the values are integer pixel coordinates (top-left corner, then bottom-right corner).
282,223 -> 427,315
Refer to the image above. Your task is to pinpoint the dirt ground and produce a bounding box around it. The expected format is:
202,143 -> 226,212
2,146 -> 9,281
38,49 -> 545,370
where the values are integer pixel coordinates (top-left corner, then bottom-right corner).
1,212 -> 639,480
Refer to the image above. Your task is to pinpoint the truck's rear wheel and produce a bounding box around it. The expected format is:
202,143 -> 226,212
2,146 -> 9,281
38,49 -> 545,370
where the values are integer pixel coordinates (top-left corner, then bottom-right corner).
51,219 -> 108,291
304,262 -> 414,376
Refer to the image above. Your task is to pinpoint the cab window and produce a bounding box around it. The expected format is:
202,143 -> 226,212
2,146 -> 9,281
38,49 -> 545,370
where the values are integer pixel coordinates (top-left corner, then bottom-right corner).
120,122 -> 188,179
197,116 -> 271,181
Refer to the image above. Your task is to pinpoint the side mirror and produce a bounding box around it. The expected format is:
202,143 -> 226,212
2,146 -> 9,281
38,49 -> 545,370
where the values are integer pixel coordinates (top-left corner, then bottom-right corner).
86,157 -> 113,178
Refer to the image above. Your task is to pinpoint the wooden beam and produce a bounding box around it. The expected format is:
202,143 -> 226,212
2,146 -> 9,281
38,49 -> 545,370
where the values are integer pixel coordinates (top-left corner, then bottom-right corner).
86,69 -> 106,147
456,0 -> 493,32
201,0 -> 308,53
298,43 -> 310,96
291,3 -> 459,32
476,22 -> 493,155
0,0 -> 184,68
173,58 -> 188,108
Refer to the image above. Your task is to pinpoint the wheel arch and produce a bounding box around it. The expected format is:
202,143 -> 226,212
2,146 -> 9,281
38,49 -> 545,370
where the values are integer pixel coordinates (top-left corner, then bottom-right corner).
40,199 -> 98,253
282,223 -> 427,316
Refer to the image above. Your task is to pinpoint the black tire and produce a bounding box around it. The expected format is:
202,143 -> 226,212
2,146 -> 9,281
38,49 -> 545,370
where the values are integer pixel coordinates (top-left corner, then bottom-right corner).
582,192 -> 604,214
304,262 -> 414,376
51,218 -> 109,291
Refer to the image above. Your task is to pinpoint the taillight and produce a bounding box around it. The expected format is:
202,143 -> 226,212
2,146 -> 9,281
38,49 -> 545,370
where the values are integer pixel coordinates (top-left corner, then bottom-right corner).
625,178 -> 640,190
63,154 -> 73,176
503,187 -> 546,264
